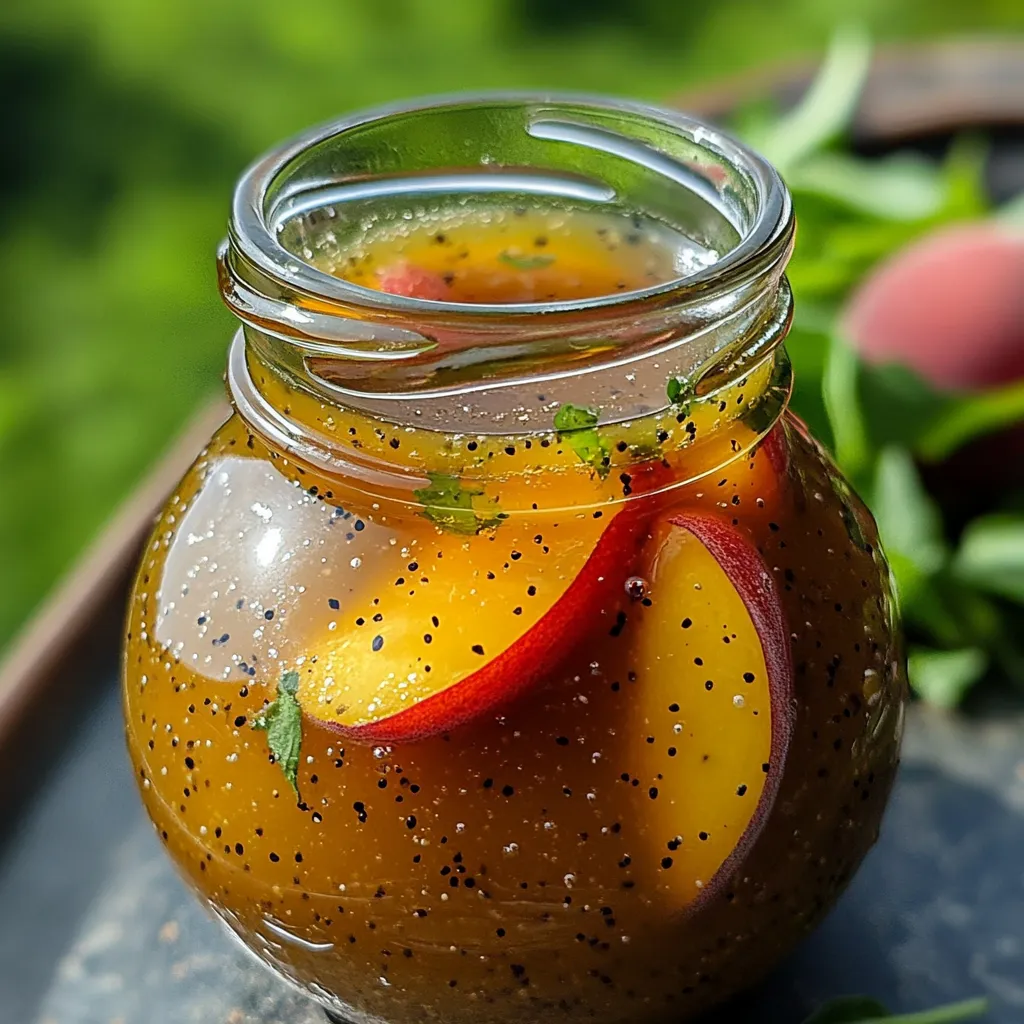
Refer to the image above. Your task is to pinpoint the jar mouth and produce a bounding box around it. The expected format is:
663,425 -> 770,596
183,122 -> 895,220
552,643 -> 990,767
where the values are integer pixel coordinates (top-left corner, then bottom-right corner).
227,91 -> 792,322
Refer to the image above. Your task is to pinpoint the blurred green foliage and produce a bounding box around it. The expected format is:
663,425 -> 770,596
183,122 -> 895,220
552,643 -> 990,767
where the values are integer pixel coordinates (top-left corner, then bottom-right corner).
740,30 -> 1024,706
1,0 -> 1023,652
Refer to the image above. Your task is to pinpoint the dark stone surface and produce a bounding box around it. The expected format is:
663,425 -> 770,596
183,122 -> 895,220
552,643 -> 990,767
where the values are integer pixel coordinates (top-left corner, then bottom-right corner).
2,681 -> 1023,1024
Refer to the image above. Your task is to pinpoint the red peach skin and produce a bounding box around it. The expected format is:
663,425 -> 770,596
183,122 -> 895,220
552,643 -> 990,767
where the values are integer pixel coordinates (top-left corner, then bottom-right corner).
843,223 -> 1024,390
669,511 -> 794,908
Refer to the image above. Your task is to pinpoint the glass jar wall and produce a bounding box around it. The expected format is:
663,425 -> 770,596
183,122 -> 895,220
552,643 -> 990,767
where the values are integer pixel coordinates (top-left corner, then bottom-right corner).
123,95 -> 906,1024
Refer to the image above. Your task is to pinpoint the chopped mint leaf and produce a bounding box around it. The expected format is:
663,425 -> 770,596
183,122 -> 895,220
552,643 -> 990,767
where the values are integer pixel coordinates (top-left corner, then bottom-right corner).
553,404 -> 610,478
414,472 -> 504,535
498,251 -> 555,271
666,376 -> 693,418
252,670 -> 302,798
802,995 -> 987,1024
553,403 -> 599,432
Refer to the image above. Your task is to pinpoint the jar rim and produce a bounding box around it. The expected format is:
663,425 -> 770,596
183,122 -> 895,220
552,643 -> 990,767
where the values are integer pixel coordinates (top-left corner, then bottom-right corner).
228,90 -> 793,322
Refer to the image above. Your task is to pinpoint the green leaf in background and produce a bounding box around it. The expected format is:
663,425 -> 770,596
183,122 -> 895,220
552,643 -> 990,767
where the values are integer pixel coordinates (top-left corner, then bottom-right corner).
783,326 -> 833,449
939,135 -> 990,221
802,995 -> 988,1024
908,647 -> 989,709
802,996 -> 890,1024
953,515 -> 1024,604
856,362 -> 943,453
252,670 -> 303,798
781,128 -> 990,315
827,354 -> 1024,467
997,191 -> 1024,225
738,28 -> 1015,710
870,447 -> 947,603
758,24 -> 871,172
916,380 -> 1024,463
788,151 -> 944,221
823,335 -> 870,481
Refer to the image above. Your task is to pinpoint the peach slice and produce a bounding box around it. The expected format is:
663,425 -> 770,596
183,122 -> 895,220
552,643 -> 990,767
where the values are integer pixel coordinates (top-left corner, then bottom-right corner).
614,510 -> 793,908
296,480 -> 663,743
758,421 -> 789,478
375,261 -> 451,301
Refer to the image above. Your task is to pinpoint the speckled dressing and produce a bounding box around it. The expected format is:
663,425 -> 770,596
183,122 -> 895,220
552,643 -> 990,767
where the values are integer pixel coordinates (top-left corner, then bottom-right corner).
124,412 -> 905,1024
122,95 -> 906,1024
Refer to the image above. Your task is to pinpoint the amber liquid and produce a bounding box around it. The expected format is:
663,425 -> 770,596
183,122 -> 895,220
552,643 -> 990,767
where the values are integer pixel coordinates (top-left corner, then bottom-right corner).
124,209 -> 905,1024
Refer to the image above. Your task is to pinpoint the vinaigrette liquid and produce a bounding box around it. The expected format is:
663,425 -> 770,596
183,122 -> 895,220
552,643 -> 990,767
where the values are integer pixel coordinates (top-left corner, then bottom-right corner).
124,208 -> 904,1024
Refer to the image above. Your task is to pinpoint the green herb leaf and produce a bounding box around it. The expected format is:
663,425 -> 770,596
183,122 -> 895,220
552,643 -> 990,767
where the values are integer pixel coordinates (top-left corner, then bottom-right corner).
802,995 -> 988,1024
553,403 -> 610,478
553,403 -> 600,432
908,647 -> 988,709
252,670 -> 302,798
414,472 -> 504,535
953,514 -> 1024,604
666,376 -> 693,414
498,251 -> 555,271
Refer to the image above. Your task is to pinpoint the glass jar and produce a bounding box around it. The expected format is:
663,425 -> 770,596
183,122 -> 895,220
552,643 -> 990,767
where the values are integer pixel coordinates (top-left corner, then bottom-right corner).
123,94 -> 906,1024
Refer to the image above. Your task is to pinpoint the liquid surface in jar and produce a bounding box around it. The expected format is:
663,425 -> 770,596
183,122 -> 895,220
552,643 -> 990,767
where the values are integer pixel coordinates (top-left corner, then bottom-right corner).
315,202 -> 717,303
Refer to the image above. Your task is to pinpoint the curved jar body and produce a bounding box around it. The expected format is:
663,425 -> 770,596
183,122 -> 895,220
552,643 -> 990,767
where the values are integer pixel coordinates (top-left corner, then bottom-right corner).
123,95 -> 906,1024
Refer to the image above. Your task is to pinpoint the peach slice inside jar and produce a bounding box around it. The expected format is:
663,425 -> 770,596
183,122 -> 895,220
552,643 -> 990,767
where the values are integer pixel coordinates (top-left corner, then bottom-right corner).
611,510 -> 793,906
283,493 -> 791,912
292,482 -> 657,743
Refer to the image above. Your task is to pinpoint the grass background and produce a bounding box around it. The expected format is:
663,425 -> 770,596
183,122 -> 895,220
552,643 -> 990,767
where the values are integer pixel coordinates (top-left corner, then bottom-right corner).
1,0 -> 1023,651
